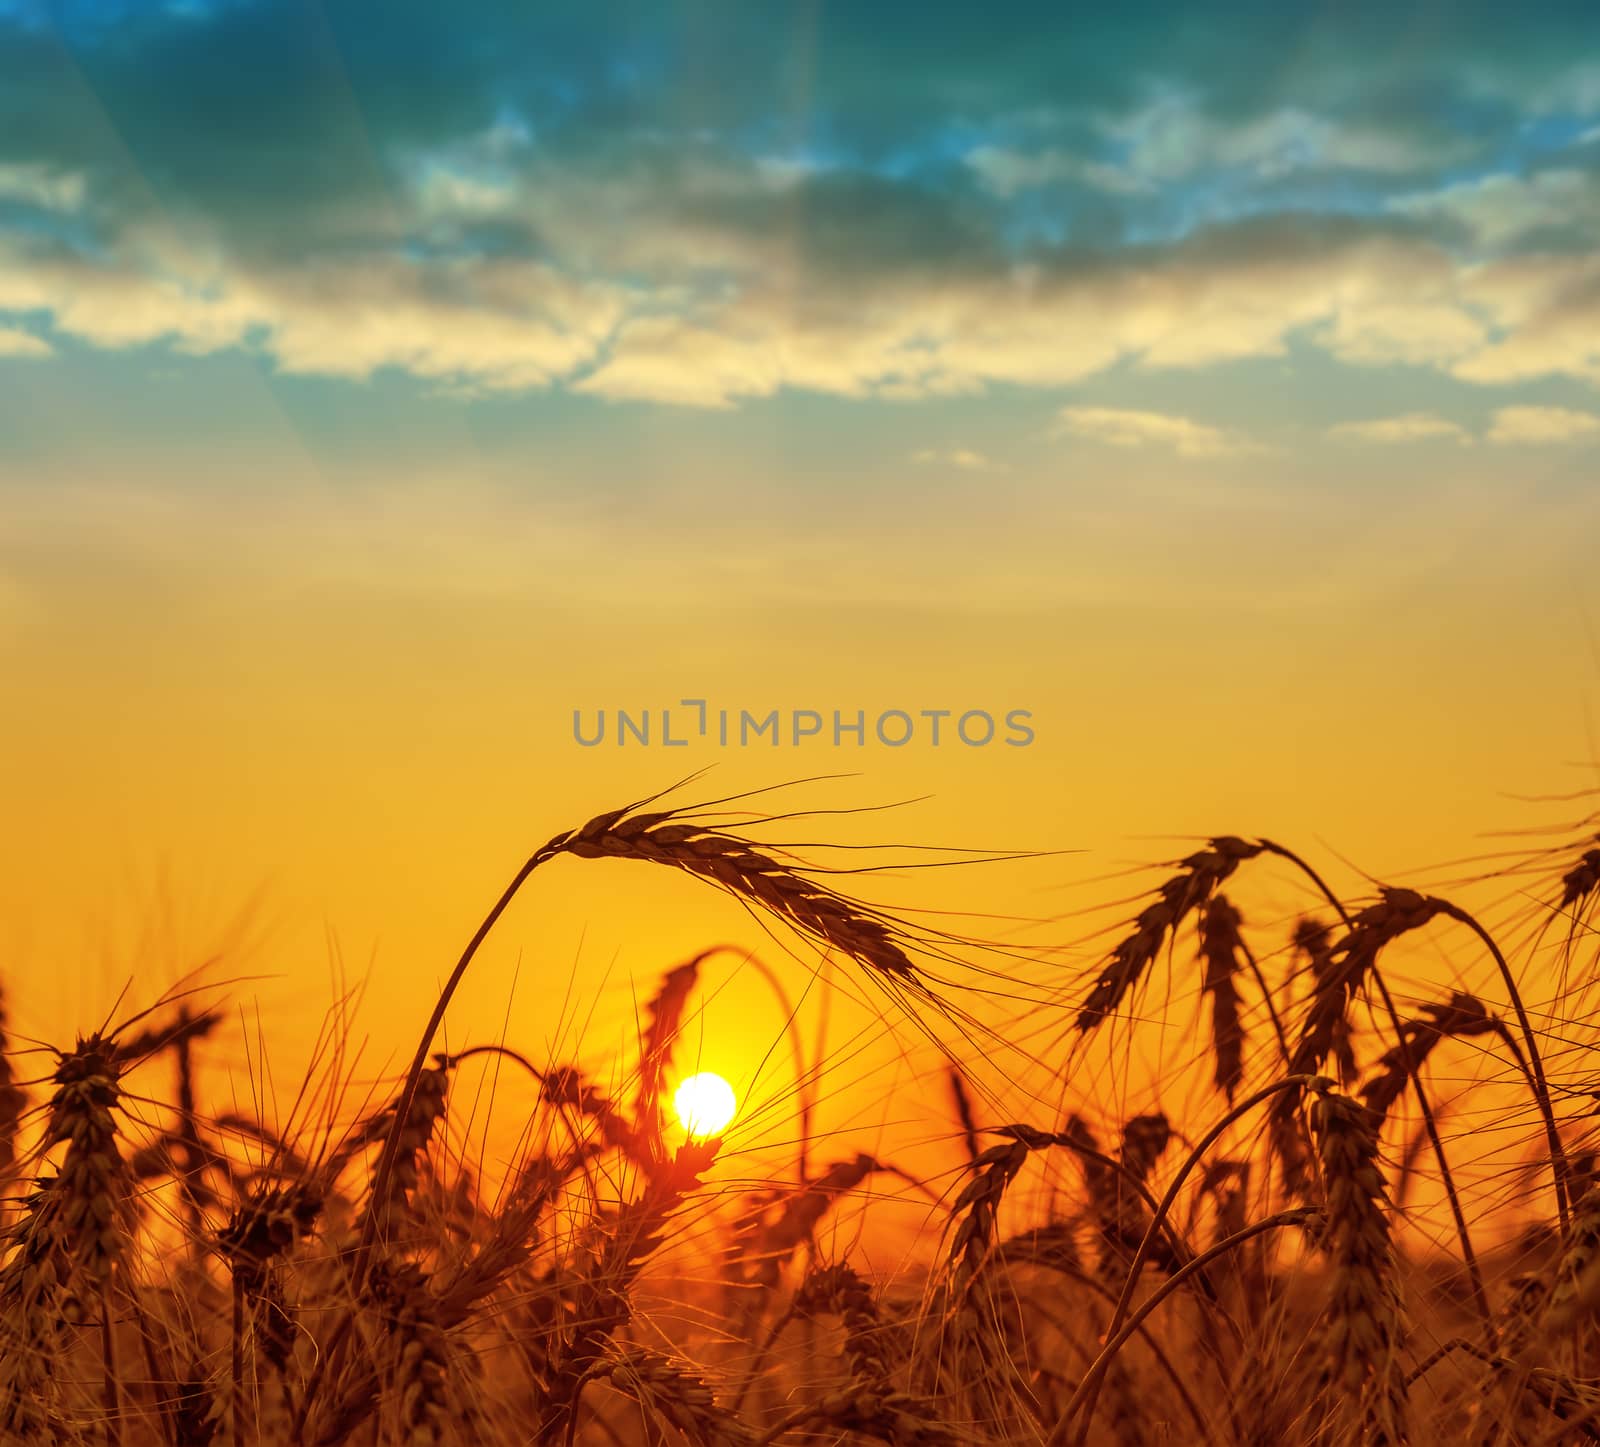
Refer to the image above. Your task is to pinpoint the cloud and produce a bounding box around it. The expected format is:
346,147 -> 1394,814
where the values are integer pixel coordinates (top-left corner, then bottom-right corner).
0,182 -> 1561,405
1391,169 -> 1600,250
965,145 -> 1148,197
2,37 -> 1599,412
1108,96 -> 1470,183
909,446 -> 999,470
1486,405 -> 1600,444
1526,61 -> 1600,115
0,233 -> 626,390
964,97 -> 1484,216
1451,253 -> 1600,386
3,2 -> 1598,244
0,162 -> 84,212
571,315 -> 780,408
1053,405 -> 1255,457
0,0 -> 1597,416
1311,297 -> 1488,368
1327,412 -> 1470,444
564,207 -> 1511,405
6,1 -> 1598,168
0,325 -> 50,358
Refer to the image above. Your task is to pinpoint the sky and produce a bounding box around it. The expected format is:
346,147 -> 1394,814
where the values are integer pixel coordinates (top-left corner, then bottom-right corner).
2,1 -> 1599,1118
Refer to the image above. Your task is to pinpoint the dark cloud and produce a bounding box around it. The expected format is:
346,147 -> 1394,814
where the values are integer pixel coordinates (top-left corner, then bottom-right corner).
4,0 -> 1597,216
1,0 -> 1597,403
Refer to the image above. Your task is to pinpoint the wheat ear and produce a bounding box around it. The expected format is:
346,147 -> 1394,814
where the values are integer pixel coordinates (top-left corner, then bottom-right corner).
1311,1084 -> 1408,1444
536,1137 -> 721,1442
0,983 -> 25,1176
572,1347 -> 749,1447
1077,837 -> 1263,1031
359,798 -> 930,1287
0,1035 -> 132,1442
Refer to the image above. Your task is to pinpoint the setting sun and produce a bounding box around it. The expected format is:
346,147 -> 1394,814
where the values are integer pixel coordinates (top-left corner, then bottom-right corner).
673,1071 -> 737,1139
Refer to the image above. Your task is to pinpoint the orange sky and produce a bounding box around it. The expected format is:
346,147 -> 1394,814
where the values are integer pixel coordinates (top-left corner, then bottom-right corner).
3,460 -> 1595,1094
6,0 -> 1600,1274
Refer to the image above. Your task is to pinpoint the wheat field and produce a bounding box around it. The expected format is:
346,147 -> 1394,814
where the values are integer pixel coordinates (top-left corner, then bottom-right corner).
2,785 -> 1599,1446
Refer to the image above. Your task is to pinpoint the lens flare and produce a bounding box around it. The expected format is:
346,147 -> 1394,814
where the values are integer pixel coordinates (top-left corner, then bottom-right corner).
674,1071 -> 737,1138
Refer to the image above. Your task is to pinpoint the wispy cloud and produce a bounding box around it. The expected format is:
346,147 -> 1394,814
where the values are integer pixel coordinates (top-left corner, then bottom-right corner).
1327,413 -> 1471,444
0,162 -> 84,212
5,162 -> 1599,405
965,145 -> 1148,197
1486,404 -> 1600,444
0,235 -> 626,391
1106,95 -> 1470,183
0,325 -> 49,358
1391,170 -> 1600,250
909,447 -> 1001,470
1449,254 -> 1600,386
1526,61 -> 1600,115
1053,405 -> 1256,457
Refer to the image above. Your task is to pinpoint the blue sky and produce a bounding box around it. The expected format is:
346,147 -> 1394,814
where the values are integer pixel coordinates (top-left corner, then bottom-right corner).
1,0 -> 1598,437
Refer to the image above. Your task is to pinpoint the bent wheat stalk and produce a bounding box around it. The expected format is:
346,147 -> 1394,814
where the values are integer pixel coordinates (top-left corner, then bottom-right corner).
1050,1209 -> 1319,1447
567,1348 -> 748,1447
947,1123 -> 1211,1313
1253,856 -> 1498,1329
356,796 -> 931,1285
1077,838 -> 1264,1031
1056,1074 -> 1319,1447
1433,900 -> 1571,1232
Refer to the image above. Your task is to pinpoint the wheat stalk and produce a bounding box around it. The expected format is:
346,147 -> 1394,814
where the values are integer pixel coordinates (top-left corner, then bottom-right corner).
1359,991 -> 1499,1122
1310,1084 -> 1408,1445
0,983 -> 25,1177
7,799 -> 1599,1446
632,951 -> 704,1150
536,1137 -> 720,1442
1292,917 -> 1355,1081
1558,841 -> 1600,915
1054,1075 -> 1318,1446
551,806 -> 927,988
947,1069 -> 980,1164
578,1347 -> 749,1447
359,797 -> 932,1288
1052,1207 -> 1319,1446
370,1061 -> 451,1232
945,1134 -> 1033,1298
374,1260 -> 462,1447
1077,838 -> 1264,1031
1271,891 -> 1444,1199
218,1184 -> 323,1292
758,1388 -> 962,1446
0,1035 -> 135,1441
1199,897 -> 1247,1102
736,1151 -> 887,1294
218,1181 -> 323,1439
1542,1186 -> 1600,1331
1060,1114 -> 1186,1282
1119,1112 -> 1172,1185
947,1123 -> 1192,1302
795,1261 -> 894,1381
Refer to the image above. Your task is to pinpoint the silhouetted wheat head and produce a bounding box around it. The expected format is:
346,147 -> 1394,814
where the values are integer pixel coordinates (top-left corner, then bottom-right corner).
0,788 -> 1597,1444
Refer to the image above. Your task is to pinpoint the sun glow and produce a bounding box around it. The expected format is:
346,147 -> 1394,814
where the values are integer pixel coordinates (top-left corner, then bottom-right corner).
674,1071 -> 737,1138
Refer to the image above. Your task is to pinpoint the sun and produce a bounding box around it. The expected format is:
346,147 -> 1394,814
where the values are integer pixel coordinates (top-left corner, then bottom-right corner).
673,1071 -> 737,1139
